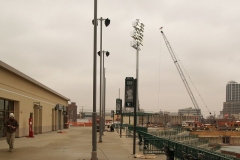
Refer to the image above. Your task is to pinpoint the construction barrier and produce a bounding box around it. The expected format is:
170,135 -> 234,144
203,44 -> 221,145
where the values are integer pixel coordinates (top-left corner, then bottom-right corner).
68,122 -> 92,127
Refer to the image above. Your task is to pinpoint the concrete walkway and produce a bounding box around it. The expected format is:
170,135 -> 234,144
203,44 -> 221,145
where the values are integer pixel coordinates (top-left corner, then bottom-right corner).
0,126 -> 166,160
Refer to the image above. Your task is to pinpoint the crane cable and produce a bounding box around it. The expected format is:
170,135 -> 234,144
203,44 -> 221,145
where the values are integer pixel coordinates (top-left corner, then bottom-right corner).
177,59 -> 212,115
159,27 -> 212,115
160,28 -> 212,116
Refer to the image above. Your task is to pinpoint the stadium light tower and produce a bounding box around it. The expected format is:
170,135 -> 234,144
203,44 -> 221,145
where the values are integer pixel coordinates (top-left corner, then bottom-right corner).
130,19 -> 144,154
130,19 -> 144,111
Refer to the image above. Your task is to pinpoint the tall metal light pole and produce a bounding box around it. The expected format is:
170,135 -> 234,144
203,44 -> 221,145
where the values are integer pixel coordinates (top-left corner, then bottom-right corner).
102,51 -> 110,136
130,19 -> 144,155
93,17 -> 110,142
103,68 -> 106,135
98,50 -> 110,137
92,0 -> 98,159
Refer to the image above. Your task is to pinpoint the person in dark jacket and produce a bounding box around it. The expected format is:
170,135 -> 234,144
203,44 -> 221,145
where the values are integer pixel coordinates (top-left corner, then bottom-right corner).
4,113 -> 19,152
110,125 -> 114,132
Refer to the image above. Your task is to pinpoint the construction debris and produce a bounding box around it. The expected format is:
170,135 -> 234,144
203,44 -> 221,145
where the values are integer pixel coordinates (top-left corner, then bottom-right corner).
57,131 -> 66,134
134,154 -> 156,159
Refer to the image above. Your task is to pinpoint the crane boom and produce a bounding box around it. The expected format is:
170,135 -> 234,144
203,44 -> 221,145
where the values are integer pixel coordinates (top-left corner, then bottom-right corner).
161,30 -> 203,122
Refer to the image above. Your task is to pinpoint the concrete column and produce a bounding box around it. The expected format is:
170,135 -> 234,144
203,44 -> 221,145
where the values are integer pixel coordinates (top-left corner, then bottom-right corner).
55,109 -> 58,131
39,108 -> 42,134
58,110 -> 63,130
34,105 -> 39,134
14,101 -> 20,137
52,109 -> 55,131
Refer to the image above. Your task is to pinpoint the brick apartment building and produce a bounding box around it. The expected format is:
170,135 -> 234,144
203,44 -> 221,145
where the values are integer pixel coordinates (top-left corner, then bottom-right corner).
68,102 -> 77,122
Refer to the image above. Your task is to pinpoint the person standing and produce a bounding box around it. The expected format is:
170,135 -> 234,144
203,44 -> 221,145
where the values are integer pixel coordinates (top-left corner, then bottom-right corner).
4,113 -> 19,152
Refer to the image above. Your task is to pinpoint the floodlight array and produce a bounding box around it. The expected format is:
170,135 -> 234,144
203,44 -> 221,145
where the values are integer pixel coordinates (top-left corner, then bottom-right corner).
130,41 -> 141,51
130,19 -> 144,50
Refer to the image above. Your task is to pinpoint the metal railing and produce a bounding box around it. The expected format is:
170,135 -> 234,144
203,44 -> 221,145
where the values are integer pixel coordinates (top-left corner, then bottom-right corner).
137,130 -> 239,160
120,125 -> 231,159
128,125 -> 148,133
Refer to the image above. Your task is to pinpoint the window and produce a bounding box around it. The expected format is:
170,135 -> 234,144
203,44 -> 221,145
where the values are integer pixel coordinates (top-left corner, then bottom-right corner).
0,99 -> 4,110
7,101 -> 14,112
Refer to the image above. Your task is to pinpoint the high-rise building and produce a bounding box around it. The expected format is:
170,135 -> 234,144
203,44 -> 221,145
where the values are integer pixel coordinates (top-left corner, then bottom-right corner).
226,81 -> 240,102
222,81 -> 240,116
222,102 -> 240,116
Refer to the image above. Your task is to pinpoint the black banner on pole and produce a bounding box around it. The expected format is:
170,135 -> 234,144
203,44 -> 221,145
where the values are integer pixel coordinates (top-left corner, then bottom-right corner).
116,99 -> 122,115
125,77 -> 134,108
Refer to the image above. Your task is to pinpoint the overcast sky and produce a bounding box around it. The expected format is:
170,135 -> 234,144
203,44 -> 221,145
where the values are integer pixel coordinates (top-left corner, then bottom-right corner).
1,0 -> 240,117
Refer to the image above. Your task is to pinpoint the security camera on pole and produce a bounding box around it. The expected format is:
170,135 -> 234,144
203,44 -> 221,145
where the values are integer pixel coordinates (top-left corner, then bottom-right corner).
130,19 -> 144,155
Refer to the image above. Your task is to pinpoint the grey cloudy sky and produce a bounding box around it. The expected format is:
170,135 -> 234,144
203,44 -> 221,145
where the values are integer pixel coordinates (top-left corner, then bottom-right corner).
1,0 -> 240,117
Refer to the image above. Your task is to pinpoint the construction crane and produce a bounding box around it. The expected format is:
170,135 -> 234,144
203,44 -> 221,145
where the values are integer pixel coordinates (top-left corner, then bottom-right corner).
160,30 -> 204,124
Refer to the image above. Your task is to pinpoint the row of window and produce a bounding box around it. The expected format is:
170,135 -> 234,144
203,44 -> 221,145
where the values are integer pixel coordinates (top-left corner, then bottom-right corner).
0,99 -> 14,111
226,86 -> 240,102
0,98 -> 15,137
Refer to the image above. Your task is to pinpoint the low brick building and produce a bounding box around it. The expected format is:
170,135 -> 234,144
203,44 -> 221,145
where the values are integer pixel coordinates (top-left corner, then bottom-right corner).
68,102 -> 77,122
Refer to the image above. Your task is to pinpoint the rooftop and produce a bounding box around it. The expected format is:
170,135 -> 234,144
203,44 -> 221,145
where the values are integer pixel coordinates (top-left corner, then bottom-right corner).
0,60 -> 70,101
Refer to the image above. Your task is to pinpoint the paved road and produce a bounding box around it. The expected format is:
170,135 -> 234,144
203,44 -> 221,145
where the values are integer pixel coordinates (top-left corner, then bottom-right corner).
0,126 -> 166,160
